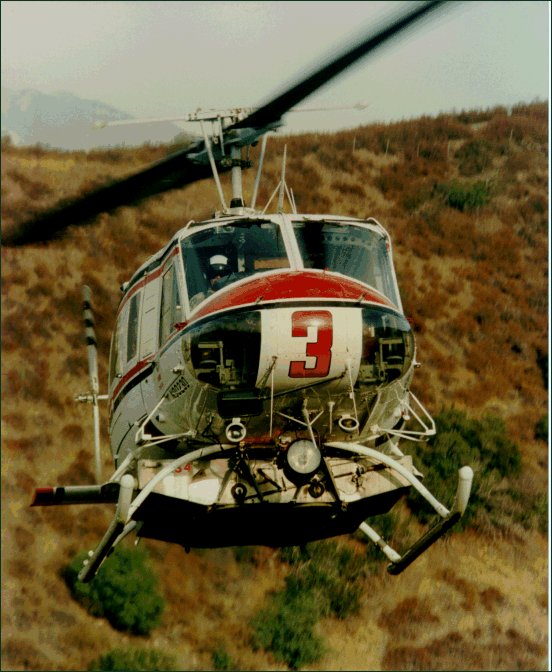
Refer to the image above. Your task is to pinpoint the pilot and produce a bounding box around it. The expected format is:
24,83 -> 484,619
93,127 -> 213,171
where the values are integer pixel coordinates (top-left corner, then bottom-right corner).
207,254 -> 233,289
189,254 -> 234,309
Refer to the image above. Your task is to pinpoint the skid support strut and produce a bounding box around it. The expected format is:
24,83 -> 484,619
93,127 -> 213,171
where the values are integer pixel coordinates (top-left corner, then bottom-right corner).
78,445 -> 224,582
326,441 -> 473,575
387,466 -> 473,574
366,465 -> 473,575
78,474 -> 135,582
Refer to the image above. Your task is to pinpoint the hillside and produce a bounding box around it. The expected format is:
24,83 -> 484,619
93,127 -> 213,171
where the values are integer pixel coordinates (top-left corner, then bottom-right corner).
1,102 -> 549,670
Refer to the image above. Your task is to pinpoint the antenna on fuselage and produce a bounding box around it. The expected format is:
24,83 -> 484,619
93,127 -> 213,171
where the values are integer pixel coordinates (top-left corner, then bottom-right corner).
250,133 -> 268,210
262,145 -> 297,215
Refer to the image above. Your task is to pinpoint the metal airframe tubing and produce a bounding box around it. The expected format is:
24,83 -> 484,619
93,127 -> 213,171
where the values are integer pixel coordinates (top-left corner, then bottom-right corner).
325,441 -> 450,518
230,145 -> 243,205
251,133 -> 268,209
359,521 -> 401,563
199,120 -> 227,210
78,473 -> 135,582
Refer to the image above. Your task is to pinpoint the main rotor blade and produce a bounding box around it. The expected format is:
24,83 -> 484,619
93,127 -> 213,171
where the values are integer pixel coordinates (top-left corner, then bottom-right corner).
231,0 -> 446,131
2,147 -> 212,246
2,1 -> 447,246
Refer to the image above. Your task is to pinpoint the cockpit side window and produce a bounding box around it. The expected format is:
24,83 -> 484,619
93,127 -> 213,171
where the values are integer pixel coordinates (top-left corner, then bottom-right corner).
109,320 -> 122,387
293,221 -> 399,306
109,299 -> 129,386
126,292 -> 141,363
181,221 -> 290,309
159,264 -> 182,345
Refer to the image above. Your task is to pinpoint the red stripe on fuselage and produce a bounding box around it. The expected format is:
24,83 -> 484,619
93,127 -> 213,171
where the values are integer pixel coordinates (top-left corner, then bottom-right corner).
117,246 -> 180,317
110,357 -> 153,411
190,270 -> 393,325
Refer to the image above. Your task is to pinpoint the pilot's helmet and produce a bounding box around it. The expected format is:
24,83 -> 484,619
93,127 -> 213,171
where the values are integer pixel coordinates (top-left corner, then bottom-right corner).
208,254 -> 231,279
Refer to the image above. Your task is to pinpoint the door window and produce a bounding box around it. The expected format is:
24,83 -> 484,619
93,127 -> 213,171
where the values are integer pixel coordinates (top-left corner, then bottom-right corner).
159,264 -> 182,345
126,292 -> 141,362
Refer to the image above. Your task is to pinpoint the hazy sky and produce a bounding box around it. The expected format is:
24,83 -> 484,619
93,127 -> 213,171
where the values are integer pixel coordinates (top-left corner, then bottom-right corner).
1,0 -> 550,134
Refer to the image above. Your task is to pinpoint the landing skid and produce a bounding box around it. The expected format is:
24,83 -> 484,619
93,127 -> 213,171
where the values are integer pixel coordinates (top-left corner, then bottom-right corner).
32,443 -> 472,582
78,474 -> 135,582
358,465 -> 473,574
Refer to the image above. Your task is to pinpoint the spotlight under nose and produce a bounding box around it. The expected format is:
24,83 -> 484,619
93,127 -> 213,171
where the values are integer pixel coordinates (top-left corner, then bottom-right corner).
286,440 -> 321,477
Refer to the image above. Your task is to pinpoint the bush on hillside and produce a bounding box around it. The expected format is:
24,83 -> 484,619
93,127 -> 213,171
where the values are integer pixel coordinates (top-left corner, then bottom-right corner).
406,408 -> 522,531
534,415 -> 548,442
280,540 -> 365,619
89,647 -> 176,671
211,647 -> 240,671
251,590 -> 324,670
436,180 -> 491,211
455,139 -> 494,175
251,540 -> 365,668
64,546 -> 165,635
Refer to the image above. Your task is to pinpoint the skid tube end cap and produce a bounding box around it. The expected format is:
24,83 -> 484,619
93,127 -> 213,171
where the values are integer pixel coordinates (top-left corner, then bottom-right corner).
454,465 -> 474,515
31,487 -> 56,506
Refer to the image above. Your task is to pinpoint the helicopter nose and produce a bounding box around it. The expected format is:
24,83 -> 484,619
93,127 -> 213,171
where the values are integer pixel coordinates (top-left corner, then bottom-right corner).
255,303 -> 414,393
184,269 -> 413,393
256,306 -> 363,393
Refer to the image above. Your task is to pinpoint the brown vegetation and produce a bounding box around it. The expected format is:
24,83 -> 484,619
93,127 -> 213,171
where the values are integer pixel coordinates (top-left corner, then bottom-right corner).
1,102 -> 548,670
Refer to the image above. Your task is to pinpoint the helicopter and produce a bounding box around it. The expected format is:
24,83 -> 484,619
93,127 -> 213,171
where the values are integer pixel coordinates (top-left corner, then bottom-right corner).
4,0 -> 473,582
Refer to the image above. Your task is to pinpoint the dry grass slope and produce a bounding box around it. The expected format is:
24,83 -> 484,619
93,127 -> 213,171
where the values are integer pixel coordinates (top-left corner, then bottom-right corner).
1,102 -> 548,670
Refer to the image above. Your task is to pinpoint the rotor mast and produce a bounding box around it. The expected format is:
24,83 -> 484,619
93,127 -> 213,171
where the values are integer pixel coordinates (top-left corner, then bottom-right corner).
230,144 -> 244,208
191,108 -> 270,214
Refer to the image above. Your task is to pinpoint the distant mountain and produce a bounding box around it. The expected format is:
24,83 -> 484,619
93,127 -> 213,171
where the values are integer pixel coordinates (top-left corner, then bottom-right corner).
1,87 -> 184,150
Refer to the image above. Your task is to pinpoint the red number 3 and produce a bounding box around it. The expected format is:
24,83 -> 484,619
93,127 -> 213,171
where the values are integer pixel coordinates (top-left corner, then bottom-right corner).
289,310 -> 333,378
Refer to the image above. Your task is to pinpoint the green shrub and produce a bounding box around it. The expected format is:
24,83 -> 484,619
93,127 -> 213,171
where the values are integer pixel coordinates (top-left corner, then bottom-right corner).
534,415 -> 548,441
528,492 -> 548,535
437,180 -> 491,211
64,547 -> 165,635
251,540 -> 364,668
502,489 -> 548,535
281,540 -> 365,619
89,647 -> 176,671
455,139 -> 494,175
211,647 -> 239,671
406,409 -> 523,532
251,591 -> 325,669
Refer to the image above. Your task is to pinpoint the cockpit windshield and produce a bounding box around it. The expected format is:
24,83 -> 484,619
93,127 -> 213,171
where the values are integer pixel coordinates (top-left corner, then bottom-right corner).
293,220 -> 400,306
181,220 -> 290,309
